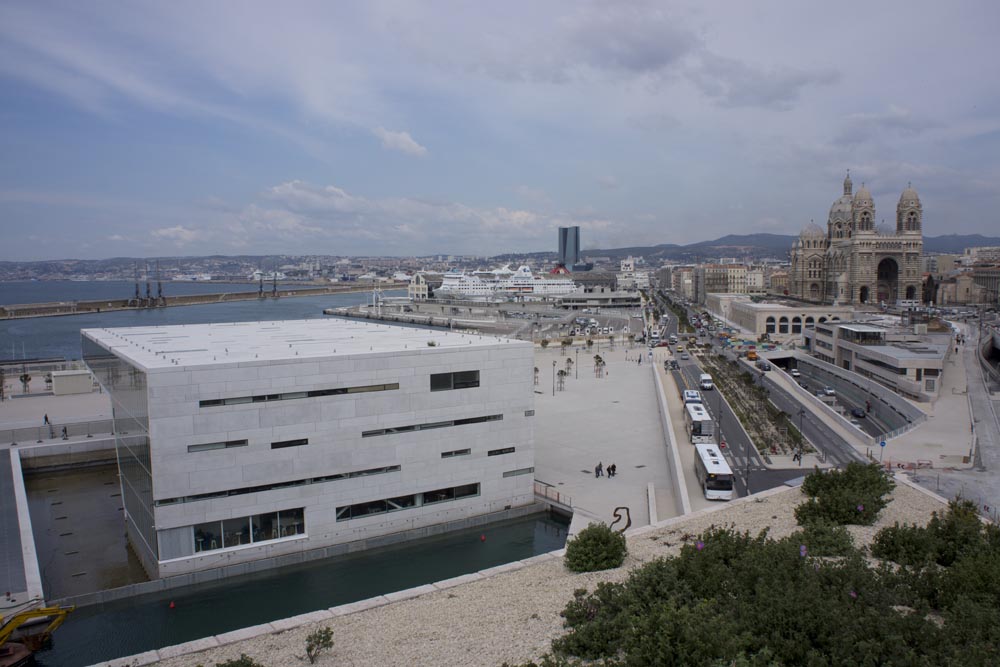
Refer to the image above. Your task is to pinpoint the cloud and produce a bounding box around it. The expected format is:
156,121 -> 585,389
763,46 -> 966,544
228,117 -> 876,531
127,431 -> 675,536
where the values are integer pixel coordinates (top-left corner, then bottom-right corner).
690,53 -> 840,110
835,105 -> 939,145
597,175 -> 620,191
107,234 -> 126,242
372,127 -> 428,156
151,225 -> 202,245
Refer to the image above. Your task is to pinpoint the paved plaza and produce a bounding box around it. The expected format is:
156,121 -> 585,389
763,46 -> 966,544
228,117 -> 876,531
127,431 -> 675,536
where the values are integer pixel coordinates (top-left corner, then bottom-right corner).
532,342 -> 679,535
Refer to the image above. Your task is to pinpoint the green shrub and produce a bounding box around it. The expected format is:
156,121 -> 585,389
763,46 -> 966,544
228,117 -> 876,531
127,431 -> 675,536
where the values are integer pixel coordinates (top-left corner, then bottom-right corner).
305,626 -> 334,664
784,519 -> 854,557
548,523 -> 1000,666
216,656 -> 265,667
873,499 -> 992,567
795,462 -> 894,526
564,522 -> 627,573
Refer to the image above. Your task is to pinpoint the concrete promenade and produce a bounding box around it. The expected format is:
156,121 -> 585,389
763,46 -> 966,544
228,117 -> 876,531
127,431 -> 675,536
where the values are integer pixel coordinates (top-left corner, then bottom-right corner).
913,320 -> 1000,517
532,342 -> 678,535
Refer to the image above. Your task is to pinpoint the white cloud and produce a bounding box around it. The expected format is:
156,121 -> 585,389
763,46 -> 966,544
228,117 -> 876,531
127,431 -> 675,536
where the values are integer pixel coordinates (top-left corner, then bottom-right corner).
151,225 -> 202,245
373,127 -> 427,156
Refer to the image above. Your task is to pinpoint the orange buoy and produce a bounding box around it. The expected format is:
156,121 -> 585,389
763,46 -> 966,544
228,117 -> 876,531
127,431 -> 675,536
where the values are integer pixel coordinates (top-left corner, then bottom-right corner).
480,534 -> 486,542
169,601 -> 176,609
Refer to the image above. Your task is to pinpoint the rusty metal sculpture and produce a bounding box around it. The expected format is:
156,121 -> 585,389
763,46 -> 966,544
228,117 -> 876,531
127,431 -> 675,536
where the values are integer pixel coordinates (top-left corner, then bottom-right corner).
610,506 -> 632,534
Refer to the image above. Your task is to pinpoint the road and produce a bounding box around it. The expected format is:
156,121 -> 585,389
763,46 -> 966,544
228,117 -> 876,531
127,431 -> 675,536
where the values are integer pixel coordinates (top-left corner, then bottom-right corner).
761,374 -> 866,467
790,364 -> 890,437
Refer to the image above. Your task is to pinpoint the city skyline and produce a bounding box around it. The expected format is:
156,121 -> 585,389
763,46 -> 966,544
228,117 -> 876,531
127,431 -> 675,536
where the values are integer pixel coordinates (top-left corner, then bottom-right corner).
2,1 -> 999,261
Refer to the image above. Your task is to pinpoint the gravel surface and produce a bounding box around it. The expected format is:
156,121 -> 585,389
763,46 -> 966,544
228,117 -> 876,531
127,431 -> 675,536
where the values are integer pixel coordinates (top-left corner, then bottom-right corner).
142,479 -> 946,667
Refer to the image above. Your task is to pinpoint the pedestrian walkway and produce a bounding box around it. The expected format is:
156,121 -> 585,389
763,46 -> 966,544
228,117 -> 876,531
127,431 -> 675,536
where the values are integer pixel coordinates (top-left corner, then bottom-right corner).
0,390 -> 112,430
0,448 -> 28,605
532,344 -> 678,536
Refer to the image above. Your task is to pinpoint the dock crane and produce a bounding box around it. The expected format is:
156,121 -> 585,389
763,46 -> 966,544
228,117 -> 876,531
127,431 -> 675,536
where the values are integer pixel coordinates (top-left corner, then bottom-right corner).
0,604 -> 74,666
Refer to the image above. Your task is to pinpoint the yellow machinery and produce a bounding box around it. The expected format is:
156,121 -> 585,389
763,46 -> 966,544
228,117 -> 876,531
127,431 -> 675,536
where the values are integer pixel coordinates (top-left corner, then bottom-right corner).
0,604 -> 74,655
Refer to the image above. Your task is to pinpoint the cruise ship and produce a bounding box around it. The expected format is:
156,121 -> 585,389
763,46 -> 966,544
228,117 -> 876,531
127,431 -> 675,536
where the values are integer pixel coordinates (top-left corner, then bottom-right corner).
436,265 -> 577,300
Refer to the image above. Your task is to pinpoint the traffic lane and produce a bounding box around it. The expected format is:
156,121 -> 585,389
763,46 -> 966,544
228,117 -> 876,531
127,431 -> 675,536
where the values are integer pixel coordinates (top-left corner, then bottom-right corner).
674,363 -> 765,472
764,378 -> 865,466
669,366 -> 749,497
794,365 -> 904,433
792,369 -> 889,436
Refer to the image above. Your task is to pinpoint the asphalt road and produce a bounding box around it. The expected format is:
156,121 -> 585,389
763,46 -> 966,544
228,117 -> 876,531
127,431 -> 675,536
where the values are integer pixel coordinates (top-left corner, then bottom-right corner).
762,374 -> 867,467
790,365 -> 888,437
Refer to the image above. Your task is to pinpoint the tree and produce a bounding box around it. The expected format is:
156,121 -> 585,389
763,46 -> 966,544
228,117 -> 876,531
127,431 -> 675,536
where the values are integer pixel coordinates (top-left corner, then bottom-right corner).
561,338 -> 572,355
557,369 -> 567,391
305,627 -> 334,664
534,366 -> 539,386
540,339 -> 549,350
923,273 -> 937,305
565,358 -> 573,373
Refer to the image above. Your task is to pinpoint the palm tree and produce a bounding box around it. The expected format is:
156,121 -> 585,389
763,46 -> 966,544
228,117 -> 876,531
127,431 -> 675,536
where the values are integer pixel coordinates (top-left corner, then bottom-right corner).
565,358 -> 573,374
557,369 -> 567,391
540,339 -> 549,350
561,338 -> 572,355
593,354 -> 605,378
534,366 -> 539,386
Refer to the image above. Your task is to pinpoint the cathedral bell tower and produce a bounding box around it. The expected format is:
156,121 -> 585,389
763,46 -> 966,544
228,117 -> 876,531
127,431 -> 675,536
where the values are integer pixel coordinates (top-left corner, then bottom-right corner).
896,183 -> 922,234
852,183 -> 875,233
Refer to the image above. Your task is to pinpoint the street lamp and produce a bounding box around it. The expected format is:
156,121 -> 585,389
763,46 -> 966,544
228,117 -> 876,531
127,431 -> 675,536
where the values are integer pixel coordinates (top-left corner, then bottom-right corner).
552,360 -> 557,397
575,348 -> 579,379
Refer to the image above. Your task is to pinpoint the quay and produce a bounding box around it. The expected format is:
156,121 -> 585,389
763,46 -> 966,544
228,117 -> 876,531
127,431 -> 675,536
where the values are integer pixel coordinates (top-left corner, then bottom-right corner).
0,284 -> 381,320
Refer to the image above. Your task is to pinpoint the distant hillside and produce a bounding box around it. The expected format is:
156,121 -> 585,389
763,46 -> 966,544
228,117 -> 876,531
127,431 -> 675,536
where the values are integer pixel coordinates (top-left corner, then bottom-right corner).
583,233 -> 1000,261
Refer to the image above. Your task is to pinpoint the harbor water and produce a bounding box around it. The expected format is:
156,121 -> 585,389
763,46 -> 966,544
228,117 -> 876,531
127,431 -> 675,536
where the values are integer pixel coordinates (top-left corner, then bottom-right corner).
34,513 -> 568,667
0,288 -> 403,361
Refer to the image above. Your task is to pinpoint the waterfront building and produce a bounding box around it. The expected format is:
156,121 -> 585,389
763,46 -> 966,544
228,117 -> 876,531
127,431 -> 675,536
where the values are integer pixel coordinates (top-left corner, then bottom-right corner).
789,172 -> 924,305
803,320 -> 948,400
82,319 -> 535,578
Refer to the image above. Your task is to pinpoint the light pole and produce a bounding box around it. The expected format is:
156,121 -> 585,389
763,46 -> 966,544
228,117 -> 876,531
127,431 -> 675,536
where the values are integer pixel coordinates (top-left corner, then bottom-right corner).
552,360 -> 556,397
575,348 -> 579,379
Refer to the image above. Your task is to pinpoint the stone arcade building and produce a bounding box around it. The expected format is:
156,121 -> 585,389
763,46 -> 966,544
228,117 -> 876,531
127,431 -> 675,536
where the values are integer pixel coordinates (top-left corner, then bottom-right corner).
790,172 -> 923,305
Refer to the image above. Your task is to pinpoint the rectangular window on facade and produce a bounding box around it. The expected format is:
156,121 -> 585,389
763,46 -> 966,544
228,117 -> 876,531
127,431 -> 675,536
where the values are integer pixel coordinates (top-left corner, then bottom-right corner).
454,483 -> 480,498
188,439 -> 248,453
441,448 -> 471,458
335,484 -> 480,522
223,517 -> 250,548
488,447 -> 515,456
194,520 -> 222,552
430,370 -> 480,392
503,467 -> 535,478
199,383 -> 399,408
524,410 -> 535,417
423,487 -> 455,504
271,438 -> 308,449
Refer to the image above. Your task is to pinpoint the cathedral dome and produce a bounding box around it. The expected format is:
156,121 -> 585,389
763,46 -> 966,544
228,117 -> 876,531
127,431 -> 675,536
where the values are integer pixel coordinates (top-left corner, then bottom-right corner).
829,194 -> 853,221
876,221 -> 895,236
899,184 -> 920,206
853,184 -> 873,204
800,222 -> 824,237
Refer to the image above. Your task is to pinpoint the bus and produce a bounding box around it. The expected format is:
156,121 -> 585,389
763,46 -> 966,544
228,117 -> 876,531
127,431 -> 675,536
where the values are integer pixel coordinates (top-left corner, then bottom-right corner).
682,389 -> 702,405
684,403 -> 715,444
694,443 -> 734,501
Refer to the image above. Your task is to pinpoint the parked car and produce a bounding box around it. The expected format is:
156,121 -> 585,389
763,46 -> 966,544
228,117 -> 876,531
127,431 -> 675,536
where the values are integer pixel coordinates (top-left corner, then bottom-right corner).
680,352 -> 690,360
850,407 -> 866,418
756,361 -> 772,371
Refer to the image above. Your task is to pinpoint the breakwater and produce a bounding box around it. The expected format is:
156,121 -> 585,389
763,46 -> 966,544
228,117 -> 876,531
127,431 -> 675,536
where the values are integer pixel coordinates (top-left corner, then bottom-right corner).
0,284 -> 379,320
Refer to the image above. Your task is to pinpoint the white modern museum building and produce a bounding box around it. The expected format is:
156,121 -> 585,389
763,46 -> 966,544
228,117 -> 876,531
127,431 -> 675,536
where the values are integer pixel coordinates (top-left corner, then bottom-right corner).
82,319 -> 536,578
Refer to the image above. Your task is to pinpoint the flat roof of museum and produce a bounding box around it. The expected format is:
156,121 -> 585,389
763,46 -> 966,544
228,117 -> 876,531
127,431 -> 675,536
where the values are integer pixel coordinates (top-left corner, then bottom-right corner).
82,319 -> 524,371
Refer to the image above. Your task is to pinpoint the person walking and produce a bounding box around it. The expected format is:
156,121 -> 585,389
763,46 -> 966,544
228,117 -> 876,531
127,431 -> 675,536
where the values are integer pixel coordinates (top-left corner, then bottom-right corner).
43,413 -> 49,425
61,426 -> 68,440
595,462 -> 603,478
608,463 -> 617,478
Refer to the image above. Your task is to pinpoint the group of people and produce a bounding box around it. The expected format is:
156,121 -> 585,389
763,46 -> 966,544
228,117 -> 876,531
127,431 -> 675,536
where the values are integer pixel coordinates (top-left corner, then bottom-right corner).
594,462 -> 617,478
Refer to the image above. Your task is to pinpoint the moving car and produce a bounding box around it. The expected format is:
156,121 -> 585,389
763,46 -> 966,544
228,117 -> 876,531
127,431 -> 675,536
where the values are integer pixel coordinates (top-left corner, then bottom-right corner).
850,407 -> 866,418
823,386 -> 836,396
790,368 -> 801,379
681,352 -> 690,360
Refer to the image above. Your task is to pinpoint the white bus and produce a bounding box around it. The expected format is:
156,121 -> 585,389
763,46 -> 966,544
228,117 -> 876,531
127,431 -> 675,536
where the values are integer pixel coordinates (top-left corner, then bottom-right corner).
682,390 -> 702,405
694,443 -> 734,501
684,403 -> 715,444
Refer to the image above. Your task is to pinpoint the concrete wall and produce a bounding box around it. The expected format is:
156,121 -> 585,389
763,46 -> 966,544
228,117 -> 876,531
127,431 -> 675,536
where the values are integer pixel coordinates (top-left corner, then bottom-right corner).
51,370 -> 95,395
131,339 -> 536,577
16,438 -> 117,471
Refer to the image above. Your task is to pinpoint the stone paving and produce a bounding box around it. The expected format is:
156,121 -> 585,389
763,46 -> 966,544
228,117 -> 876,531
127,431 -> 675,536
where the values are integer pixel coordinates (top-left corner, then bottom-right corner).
532,342 -> 678,535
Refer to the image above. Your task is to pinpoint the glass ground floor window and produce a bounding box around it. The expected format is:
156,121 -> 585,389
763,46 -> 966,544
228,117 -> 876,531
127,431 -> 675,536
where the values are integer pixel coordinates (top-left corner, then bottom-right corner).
194,507 -> 305,553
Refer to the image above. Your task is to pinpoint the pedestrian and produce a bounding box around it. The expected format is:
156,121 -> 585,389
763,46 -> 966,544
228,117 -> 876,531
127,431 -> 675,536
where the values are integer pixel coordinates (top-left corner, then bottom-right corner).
609,463 -> 617,477
61,426 -> 68,440
43,413 -> 49,425
595,462 -> 603,478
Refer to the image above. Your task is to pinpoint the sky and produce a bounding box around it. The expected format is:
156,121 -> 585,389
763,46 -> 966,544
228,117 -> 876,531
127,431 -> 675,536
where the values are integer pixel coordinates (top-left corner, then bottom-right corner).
1,1 -> 999,260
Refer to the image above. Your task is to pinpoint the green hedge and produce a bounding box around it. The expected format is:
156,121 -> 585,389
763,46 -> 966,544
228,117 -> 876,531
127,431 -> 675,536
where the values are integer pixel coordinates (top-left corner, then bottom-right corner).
795,462 -> 894,526
564,522 -> 627,573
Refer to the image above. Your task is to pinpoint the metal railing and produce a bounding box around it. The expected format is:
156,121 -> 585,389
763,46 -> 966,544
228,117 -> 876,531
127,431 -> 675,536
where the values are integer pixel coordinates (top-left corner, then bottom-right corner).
869,413 -> 928,447
3,418 -> 115,445
534,481 -> 573,509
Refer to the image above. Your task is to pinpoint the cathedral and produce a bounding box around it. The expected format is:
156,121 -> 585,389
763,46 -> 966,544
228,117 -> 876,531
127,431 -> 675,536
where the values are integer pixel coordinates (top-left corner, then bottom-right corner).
789,172 -> 923,305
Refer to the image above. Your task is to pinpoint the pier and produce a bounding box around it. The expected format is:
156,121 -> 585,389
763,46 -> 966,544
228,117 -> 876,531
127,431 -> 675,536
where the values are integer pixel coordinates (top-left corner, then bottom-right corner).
0,284 -> 381,320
